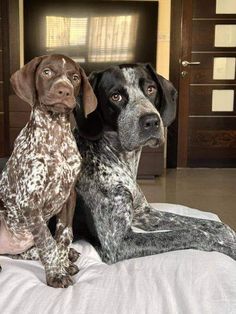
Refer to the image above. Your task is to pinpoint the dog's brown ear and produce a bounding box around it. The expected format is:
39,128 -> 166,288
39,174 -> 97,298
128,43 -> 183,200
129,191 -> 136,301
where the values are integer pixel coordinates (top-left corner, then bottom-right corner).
144,63 -> 177,127
80,67 -> 97,118
10,56 -> 43,106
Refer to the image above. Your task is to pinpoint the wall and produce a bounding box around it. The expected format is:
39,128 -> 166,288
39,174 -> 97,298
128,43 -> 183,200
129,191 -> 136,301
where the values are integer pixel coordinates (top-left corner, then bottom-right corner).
156,0 -> 171,163
157,0 -> 171,79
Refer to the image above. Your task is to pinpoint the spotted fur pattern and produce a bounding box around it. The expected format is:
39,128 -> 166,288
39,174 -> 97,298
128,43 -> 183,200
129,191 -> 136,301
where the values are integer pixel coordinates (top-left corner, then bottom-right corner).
0,108 -> 81,286
0,54 -> 97,287
74,65 -> 236,264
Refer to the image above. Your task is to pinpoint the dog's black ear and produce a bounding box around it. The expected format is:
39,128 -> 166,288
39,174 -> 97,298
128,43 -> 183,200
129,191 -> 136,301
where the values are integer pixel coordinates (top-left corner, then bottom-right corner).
74,71 -> 104,140
79,67 -> 97,117
144,63 -> 177,127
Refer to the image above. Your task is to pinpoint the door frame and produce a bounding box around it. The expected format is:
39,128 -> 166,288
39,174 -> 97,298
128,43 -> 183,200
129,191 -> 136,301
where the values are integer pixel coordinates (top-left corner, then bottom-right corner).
168,0 -> 191,168
167,0 -> 182,168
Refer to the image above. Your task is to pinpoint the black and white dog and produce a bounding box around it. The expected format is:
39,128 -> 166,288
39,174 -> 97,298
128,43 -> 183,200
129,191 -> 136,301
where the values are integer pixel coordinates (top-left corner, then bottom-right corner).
73,64 -> 236,264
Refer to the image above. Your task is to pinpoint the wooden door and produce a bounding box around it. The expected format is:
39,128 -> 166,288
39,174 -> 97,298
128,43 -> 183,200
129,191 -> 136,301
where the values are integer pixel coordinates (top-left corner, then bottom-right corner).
175,0 -> 236,167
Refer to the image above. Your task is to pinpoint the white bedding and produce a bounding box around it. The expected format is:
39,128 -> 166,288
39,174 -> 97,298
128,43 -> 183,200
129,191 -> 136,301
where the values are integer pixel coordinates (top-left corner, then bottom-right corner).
0,203 -> 236,314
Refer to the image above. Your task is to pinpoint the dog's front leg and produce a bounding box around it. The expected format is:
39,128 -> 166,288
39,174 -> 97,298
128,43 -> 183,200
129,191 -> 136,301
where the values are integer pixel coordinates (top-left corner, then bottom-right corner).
94,187 -> 236,263
133,185 -> 236,244
14,159 -> 74,287
24,209 -> 74,288
55,187 -> 80,276
133,205 -> 236,243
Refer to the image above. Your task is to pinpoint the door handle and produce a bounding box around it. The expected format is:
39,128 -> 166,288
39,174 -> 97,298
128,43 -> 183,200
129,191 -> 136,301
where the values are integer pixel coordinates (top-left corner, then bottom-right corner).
182,60 -> 201,67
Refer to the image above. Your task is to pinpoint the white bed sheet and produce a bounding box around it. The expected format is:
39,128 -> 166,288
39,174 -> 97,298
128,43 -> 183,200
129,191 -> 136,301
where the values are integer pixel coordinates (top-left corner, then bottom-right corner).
0,203 -> 236,314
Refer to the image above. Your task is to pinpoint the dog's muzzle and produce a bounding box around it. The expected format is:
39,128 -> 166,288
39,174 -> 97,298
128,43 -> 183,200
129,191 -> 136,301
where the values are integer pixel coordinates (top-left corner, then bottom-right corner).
41,81 -> 76,113
139,113 -> 164,147
51,81 -> 75,108
139,113 -> 160,136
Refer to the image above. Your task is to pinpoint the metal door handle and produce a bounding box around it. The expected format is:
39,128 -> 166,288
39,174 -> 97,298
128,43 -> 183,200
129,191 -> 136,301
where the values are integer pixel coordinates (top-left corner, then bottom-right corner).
182,60 -> 201,67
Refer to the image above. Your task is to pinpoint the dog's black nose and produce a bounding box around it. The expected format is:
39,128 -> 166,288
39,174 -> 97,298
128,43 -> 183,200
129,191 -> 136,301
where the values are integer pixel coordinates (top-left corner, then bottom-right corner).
140,114 -> 160,131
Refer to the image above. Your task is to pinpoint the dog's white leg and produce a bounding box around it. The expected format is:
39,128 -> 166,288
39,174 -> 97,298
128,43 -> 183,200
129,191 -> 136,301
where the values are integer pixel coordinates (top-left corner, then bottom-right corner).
55,187 -> 80,275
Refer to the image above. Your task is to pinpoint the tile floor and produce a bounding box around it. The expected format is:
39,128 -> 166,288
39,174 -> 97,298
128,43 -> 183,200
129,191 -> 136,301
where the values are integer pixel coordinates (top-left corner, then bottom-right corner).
139,168 -> 236,230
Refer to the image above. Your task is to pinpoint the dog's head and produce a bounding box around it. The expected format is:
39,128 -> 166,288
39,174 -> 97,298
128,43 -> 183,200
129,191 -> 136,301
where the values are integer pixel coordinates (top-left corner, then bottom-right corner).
75,63 -> 177,151
10,54 -> 97,115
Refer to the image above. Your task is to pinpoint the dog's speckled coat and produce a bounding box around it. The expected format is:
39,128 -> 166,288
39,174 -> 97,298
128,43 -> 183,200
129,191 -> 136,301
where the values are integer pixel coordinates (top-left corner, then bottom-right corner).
73,64 -> 236,264
0,54 -> 97,287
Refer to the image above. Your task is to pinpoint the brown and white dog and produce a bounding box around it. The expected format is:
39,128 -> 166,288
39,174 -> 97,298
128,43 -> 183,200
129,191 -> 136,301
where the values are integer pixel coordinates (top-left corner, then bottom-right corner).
0,54 -> 97,288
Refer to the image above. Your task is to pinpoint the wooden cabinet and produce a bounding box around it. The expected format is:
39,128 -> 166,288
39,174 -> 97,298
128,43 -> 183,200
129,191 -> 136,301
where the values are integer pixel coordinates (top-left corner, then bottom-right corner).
138,146 -> 164,178
0,0 -> 10,158
2,0 -> 165,177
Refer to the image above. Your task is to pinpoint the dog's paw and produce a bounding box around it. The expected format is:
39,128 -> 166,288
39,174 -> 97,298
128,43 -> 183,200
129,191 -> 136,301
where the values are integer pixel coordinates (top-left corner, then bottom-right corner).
46,273 -> 73,288
66,262 -> 79,276
69,247 -> 80,263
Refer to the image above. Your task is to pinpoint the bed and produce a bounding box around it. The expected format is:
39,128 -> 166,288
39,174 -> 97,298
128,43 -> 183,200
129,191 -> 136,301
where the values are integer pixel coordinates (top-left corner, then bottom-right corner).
0,203 -> 236,314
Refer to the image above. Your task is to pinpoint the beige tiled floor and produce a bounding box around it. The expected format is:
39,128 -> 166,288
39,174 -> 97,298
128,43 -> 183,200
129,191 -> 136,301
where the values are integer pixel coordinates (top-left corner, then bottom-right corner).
139,168 -> 236,230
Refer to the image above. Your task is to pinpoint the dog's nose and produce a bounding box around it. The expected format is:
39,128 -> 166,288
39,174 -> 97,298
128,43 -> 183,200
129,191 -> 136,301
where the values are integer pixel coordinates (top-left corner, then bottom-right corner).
56,85 -> 72,98
139,114 -> 160,131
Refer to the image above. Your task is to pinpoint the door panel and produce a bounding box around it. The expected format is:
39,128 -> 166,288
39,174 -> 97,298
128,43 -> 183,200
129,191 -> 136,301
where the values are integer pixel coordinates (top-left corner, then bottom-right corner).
0,115 -> 5,156
189,86 -> 236,116
0,51 -> 3,81
9,111 -> 30,128
190,53 -> 236,83
192,20 -> 236,52
189,117 -> 236,167
0,83 -> 3,112
178,0 -> 236,167
193,0 -> 236,17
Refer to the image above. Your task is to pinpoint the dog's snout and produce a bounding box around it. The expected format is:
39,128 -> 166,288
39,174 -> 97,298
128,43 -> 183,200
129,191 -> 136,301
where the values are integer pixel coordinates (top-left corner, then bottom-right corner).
56,84 -> 72,98
46,79 -> 76,111
140,114 -> 160,131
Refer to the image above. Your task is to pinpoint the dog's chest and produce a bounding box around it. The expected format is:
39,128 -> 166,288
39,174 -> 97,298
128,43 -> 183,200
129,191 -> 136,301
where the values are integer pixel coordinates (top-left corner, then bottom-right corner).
1,119 -> 81,220
41,130 -> 81,217
0,117 -> 81,254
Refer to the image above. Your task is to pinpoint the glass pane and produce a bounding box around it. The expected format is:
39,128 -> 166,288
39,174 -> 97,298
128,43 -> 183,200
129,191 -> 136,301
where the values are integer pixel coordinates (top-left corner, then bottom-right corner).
88,15 -> 139,62
215,25 -> 236,47
46,17 -> 88,47
216,0 -> 236,14
213,58 -> 236,80
212,90 -> 234,112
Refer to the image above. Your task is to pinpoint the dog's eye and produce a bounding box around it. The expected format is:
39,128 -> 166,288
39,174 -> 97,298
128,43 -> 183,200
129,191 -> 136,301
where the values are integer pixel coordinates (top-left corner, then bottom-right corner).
42,68 -> 53,77
73,74 -> 80,82
147,86 -> 156,95
111,93 -> 122,102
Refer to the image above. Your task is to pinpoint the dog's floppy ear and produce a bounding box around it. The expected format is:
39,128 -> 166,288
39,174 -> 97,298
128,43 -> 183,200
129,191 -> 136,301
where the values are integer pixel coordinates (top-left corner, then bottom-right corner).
74,70 -> 104,140
10,56 -> 44,106
79,67 -> 98,117
144,63 -> 177,127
